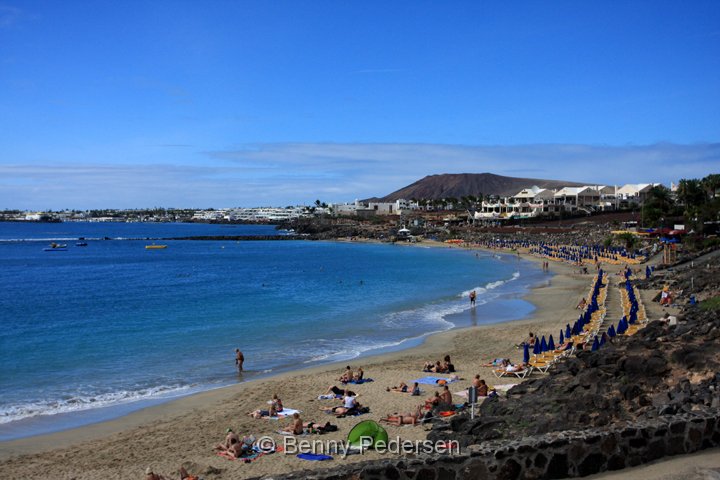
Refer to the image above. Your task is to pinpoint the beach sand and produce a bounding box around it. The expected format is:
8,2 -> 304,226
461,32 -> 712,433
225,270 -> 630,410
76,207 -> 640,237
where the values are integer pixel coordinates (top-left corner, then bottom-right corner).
0,251 -> 603,479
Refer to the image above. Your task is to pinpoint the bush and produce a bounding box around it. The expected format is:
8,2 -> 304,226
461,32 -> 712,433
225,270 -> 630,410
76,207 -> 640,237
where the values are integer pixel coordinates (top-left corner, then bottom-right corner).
703,237 -> 720,250
700,296 -> 720,312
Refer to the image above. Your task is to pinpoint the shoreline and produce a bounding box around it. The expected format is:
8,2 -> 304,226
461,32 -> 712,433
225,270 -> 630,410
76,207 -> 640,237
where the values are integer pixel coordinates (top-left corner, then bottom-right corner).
0,243 -> 593,478
0,239 -> 533,443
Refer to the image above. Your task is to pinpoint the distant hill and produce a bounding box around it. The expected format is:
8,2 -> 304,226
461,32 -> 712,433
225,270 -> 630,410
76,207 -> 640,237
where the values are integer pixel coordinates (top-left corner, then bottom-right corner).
373,173 -> 587,201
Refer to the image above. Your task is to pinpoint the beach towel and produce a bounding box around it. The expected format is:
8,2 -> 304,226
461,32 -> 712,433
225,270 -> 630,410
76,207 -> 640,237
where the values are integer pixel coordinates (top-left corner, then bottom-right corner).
262,408 -> 301,419
412,376 -> 458,386
217,450 -> 265,462
317,394 -> 343,400
346,378 -> 374,384
276,430 -> 308,436
297,453 -> 333,461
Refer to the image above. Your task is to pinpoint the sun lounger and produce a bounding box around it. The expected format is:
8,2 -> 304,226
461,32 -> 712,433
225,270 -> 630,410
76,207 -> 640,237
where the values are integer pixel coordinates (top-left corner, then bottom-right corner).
492,367 -> 530,379
528,360 -> 552,374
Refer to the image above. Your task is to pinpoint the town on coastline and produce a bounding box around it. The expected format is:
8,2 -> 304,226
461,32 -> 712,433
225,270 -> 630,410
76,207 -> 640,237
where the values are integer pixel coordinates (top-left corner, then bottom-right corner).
4,178 -> 717,230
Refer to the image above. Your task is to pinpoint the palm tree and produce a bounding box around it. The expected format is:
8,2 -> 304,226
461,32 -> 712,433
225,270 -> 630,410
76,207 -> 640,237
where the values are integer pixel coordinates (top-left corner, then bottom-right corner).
676,179 -> 705,209
702,174 -> 720,199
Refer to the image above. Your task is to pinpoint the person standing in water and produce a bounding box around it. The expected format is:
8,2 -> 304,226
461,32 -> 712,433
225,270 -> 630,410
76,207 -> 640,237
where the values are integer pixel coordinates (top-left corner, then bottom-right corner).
469,290 -> 476,307
235,348 -> 244,372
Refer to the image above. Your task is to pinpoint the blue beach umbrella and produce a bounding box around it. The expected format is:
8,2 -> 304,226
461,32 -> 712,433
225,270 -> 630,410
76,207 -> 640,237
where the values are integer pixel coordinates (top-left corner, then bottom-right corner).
540,336 -> 548,353
523,343 -> 530,364
559,330 -> 564,345
608,325 -> 616,337
591,336 -> 600,351
599,335 -> 606,347
645,266 -> 651,279
533,339 -> 541,355
548,335 -> 555,351
565,324 -> 572,339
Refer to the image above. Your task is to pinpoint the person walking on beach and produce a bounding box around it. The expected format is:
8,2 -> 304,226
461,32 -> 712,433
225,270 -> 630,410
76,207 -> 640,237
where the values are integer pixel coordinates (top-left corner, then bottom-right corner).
469,290 -> 476,307
235,349 -> 244,372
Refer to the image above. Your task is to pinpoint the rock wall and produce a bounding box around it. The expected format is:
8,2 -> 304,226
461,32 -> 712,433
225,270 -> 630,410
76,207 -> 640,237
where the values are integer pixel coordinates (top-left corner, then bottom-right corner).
268,412 -> 720,480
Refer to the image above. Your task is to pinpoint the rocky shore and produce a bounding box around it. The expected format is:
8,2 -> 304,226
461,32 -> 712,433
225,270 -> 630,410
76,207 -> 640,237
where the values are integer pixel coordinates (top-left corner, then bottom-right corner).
271,249 -> 720,479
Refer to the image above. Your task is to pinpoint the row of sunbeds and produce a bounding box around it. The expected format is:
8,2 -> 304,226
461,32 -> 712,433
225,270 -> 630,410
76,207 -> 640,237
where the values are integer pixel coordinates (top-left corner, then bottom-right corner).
493,270 -> 609,379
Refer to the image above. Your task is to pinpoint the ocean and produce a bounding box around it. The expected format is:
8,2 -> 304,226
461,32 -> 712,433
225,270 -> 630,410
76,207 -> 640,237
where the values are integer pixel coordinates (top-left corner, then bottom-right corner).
0,222 -> 545,441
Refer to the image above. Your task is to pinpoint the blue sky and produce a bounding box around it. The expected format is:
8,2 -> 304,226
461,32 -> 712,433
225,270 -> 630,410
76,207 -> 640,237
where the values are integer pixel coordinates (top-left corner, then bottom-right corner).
1,1 -> 718,209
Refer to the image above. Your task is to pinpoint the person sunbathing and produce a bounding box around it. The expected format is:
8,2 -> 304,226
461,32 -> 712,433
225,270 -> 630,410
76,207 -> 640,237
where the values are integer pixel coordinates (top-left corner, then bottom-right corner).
576,297 -> 587,309
431,361 -> 446,373
482,358 -> 508,367
273,393 -> 283,412
282,412 -> 304,435
388,382 -> 410,393
325,385 -> 355,397
505,362 -> 523,372
354,367 -> 364,382
248,401 -> 277,418
214,428 -> 240,452
380,405 -> 424,426
476,378 -> 488,397
339,365 -> 354,383
439,385 -> 453,405
303,420 -> 333,433
320,390 -> 359,416
425,391 -> 441,409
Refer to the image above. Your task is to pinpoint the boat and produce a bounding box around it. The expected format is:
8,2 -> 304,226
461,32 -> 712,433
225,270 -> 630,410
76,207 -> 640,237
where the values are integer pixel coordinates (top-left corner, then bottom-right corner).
76,242 -> 88,247
44,243 -> 68,251
145,245 -> 168,250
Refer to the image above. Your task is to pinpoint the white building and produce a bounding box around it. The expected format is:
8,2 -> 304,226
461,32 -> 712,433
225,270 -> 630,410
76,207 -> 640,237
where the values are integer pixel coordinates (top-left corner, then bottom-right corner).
616,184 -> 658,204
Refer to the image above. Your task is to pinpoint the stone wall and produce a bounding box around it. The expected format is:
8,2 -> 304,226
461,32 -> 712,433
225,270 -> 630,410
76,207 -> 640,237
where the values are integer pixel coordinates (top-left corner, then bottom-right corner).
266,412 -> 720,480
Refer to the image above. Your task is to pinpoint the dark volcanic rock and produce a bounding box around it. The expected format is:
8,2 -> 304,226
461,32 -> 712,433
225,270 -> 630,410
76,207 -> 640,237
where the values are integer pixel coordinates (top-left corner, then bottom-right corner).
428,252 -> 720,445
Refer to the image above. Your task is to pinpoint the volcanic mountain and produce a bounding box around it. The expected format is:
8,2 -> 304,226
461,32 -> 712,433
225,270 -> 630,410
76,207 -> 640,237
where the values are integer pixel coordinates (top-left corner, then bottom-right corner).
374,173 -> 587,201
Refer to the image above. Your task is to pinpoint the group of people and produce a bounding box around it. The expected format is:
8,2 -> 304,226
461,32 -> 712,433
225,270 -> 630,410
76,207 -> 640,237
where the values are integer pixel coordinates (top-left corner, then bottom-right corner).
248,393 -> 283,419
339,365 -> 364,383
380,384 -> 455,426
214,428 -> 257,458
387,381 -> 421,395
422,355 -> 455,373
319,389 -> 362,417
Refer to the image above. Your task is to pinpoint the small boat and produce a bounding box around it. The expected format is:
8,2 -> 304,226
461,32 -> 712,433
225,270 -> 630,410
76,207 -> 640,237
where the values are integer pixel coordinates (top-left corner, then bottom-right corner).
76,242 -> 88,247
44,243 -> 68,251
145,245 -> 168,250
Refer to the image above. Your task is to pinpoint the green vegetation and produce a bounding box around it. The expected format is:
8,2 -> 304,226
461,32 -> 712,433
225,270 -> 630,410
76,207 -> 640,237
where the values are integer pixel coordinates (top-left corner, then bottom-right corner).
614,232 -> 637,250
700,295 -> 720,312
639,174 -> 720,232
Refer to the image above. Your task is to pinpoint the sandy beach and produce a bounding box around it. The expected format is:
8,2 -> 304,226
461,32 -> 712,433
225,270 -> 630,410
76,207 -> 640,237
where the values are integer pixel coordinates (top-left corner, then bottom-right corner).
0,249 -> 600,479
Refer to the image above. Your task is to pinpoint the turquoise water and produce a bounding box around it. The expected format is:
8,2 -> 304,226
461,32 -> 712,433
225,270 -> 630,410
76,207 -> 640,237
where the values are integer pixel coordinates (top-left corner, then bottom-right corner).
0,222 -> 544,440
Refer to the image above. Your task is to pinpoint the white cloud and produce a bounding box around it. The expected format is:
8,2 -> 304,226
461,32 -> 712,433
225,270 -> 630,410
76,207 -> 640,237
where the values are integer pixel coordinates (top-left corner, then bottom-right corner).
1,142 -> 717,209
